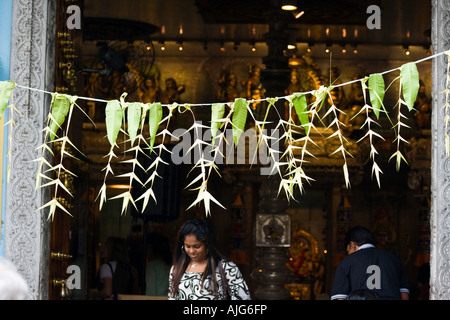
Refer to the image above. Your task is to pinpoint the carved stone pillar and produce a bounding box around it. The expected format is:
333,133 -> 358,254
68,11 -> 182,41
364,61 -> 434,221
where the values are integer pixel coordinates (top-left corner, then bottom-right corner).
251,176 -> 292,300
5,0 -> 55,299
430,0 -> 450,300
250,0 -> 292,300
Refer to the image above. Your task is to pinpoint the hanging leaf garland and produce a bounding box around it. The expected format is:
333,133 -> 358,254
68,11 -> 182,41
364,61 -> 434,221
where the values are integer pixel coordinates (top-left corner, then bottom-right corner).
9,50 -> 448,218
148,102 -> 163,152
36,93 -> 84,219
105,99 -> 124,147
401,62 -> 420,111
231,97 -> 248,147
368,73 -> 385,119
127,102 -> 142,146
48,93 -> 71,141
96,97 -> 125,211
210,103 -> 225,146
292,93 -> 310,134
389,62 -> 420,171
0,80 -> 16,120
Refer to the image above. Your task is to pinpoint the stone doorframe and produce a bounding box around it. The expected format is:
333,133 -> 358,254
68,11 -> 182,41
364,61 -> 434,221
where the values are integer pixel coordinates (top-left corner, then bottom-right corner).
3,0 -> 449,300
4,0 -> 55,299
430,0 -> 450,300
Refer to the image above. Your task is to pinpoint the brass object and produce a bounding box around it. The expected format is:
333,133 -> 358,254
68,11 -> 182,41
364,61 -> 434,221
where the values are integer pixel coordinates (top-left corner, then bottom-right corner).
285,283 -> 312,300
58,61 -> 72,69
52,278 -> 71,298
51,251 -> 73,261
57,32 -> 70,38
55,86 -> 69,92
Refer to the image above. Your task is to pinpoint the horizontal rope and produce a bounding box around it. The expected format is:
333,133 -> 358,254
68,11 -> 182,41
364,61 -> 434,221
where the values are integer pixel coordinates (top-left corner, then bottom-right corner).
13,49 -> 448,108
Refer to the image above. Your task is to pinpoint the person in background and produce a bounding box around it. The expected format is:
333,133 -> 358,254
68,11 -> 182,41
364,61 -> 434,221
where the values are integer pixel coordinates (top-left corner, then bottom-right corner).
0,258 -> 29,300
88,237 -> 138,299
331,225 -> 410,300
145,233 -> 171,296
168,219 -> 251,300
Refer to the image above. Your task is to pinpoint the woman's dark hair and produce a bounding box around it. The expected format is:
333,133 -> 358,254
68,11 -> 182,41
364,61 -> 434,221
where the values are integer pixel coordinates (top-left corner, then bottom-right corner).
169,219 -> 229,299
344,225 -> 374,247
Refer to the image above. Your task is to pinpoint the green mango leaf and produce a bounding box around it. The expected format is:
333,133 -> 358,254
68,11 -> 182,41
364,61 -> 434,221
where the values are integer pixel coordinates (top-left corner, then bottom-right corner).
105,99 -> 123,146
211,103 -> 225,145
401,62 -> 420,111
231,98 -> 248,147
149,102 -> 162,151
368,73 -> 385,119
49,93 -> 71,141
292,93 -> 309,134
127,102 -> 142,146
0,81 -> 16,120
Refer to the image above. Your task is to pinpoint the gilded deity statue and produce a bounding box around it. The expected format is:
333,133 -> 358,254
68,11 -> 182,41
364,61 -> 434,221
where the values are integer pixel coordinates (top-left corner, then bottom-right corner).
339,72 -> 365,137
160,77 -> 185,104
242,64 -> 266,121
285,68 -> 303,123
217,69 -> 239,103
137,76 -> 160,103
327,66 -> 346,107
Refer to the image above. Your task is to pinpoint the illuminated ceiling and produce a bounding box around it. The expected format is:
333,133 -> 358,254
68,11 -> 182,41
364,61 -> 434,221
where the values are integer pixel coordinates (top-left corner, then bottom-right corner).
83,0 -> 431,46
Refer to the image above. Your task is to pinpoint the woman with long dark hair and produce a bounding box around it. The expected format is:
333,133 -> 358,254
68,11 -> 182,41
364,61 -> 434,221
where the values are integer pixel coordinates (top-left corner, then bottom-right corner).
168,219 -> 251,300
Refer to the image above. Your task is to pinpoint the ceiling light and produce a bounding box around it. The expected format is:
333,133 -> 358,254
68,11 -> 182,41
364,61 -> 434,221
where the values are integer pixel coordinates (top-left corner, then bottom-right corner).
281,1 -> 297,11
177,40 -> 183,51
404,45 -> 410,56
295,11 -> 305,19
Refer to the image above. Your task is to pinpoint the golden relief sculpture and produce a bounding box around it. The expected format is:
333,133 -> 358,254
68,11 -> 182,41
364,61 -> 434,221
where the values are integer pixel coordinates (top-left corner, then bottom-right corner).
242,64 -> 266,121
160,77 -> 185,105
284,57 -> 324,125
339,72 -> 366,137
285,68 -> 303,122
137,76 -> 161,103
217,69 -> 239,103
285,224 -> 324,300
217,64 -> 266,125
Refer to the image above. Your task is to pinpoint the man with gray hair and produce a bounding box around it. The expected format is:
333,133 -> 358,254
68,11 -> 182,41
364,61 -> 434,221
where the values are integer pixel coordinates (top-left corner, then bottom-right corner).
0,258 -> 29,299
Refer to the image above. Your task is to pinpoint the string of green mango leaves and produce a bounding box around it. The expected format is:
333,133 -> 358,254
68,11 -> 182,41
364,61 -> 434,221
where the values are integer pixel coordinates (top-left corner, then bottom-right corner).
0,49 -> 449,220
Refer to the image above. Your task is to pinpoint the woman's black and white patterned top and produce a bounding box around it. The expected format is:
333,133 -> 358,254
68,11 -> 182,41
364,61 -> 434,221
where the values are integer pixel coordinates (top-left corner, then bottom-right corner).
168,260 -> 251,300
